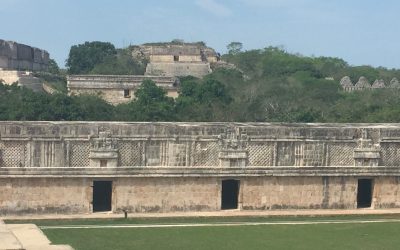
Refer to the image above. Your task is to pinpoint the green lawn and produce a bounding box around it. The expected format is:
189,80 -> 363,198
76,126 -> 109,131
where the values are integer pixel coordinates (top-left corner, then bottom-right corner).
7,214 -> 400,226
41,222 -> 400,250
6,216 -> 400,250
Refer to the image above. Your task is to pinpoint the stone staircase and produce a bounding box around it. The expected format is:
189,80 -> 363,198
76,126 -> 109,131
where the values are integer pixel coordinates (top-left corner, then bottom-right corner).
15,73 -> 43,92
0,70 -> 44,92
0,221 -> 73,250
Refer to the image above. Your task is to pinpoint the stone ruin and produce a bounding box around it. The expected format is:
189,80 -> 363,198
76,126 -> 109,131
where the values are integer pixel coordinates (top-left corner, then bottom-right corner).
68,42 -> 225,104
0,39 -> 50,92
132,42 -> 220,78
67,75 -> 180,105
0,39 -> 49,71
340,76 -> 400,92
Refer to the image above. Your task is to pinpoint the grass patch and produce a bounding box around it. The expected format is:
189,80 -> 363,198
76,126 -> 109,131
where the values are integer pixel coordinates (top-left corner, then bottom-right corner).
6,215 -> 400,249
41,222 -> 400,250
6,214 -> 400,226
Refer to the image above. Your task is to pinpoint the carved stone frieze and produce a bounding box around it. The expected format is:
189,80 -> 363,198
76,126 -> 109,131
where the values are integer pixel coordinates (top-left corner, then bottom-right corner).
218,127 -> 249,167
89,131 -> 118,167
353,129 -> 381,167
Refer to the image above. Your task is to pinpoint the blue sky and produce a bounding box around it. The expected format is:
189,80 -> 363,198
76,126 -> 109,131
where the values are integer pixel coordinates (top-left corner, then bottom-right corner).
1,0 -> 399,68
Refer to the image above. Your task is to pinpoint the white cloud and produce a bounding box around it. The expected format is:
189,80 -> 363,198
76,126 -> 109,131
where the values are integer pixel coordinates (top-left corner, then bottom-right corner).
195,0 -> 232,17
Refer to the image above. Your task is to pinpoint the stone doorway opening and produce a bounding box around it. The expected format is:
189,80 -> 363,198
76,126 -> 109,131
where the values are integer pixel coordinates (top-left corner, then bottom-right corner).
93,181 -> 112,212
357,179 -> 373,208
221,179 -> 240,210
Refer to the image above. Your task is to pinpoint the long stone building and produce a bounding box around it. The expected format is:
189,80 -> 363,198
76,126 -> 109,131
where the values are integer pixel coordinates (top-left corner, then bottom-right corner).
67,75 -> 180,105
1,122 -> 400,215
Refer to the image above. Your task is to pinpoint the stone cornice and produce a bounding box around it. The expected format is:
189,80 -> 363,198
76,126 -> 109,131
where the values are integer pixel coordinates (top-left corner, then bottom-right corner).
1,166 -> 400,178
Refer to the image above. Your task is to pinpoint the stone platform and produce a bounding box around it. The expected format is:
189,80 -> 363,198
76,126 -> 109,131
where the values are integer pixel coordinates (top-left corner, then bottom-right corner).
0,70 -> 43,92
0,221 -> 73,250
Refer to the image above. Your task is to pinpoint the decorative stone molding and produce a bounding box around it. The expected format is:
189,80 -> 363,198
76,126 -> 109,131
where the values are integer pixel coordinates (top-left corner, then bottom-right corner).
89,131 -> 118,167
218,127 -> 249,167
353,129 -> 381,167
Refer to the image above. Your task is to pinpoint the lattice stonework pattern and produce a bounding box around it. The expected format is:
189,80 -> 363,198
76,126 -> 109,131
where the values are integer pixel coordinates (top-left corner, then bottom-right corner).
381,143 -> 400,166
193,141 -> 219,166
248,142 -> 274,166
0,141 -> 26,167
328,143 -> 355,166
118,141 -> 142,166
70,142 -> 90,167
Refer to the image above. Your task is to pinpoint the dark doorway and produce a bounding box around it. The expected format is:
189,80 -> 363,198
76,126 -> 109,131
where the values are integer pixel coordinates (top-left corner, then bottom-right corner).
357,179 -> 373,208
174,55 -> 179,62
93,181 -> 112,212
221,179 -> 239,210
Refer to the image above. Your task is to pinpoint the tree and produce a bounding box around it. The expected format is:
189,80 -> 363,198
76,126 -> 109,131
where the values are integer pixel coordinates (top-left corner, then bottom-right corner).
66,41 -> 117,74
47,59 -> 60,74
90,48 -> 146,75
227,42 -> 243,55
175,77 -> 233,121
116,80 -> 176,121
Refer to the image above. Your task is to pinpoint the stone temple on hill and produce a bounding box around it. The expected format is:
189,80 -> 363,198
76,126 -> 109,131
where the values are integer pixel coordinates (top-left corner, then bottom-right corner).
138,42 -> 219,78
67,42 -> 221,104
2,122 -> 400,215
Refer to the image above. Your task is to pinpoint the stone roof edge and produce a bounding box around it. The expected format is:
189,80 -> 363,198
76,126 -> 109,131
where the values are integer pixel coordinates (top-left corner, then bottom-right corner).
1,121 -> 400,128
0,39 -> 49,55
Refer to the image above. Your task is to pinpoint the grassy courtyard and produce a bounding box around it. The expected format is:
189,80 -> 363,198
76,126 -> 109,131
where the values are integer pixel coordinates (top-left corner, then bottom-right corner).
7,215 -> 400,250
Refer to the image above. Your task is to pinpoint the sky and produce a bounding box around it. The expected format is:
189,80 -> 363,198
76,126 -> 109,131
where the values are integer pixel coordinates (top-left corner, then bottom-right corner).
1,0 -> 399,68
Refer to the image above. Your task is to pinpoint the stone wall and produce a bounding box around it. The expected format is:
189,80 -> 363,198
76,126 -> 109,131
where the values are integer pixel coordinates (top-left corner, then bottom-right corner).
241,177 -> 357,210
1,122 -> 400,214
2,176 -> 400,215
0,39 -> 49,71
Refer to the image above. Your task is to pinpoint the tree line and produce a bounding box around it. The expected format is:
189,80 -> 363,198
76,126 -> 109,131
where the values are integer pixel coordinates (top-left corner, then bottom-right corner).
3,41 -> 400,123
